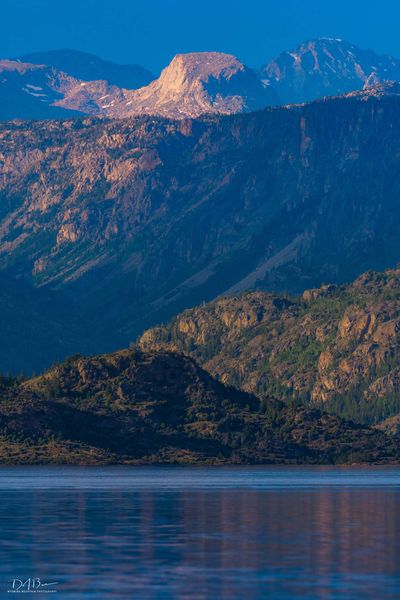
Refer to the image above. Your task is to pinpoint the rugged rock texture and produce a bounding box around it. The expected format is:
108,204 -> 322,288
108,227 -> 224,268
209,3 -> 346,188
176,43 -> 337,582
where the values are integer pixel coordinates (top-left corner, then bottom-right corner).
139,268 -> 400,425
0,348 -> 397,465
4,40 -> 400,121
261,38 -> 400,103
113,52 -> 279,118
348,80 -> 400,99
0,59 -> 133,120
19,49 -> 154,89
377,415 -> 400,436
0,52 -> 277,121
0,60 -> 84,120
56,52 -> 279,119
2,90 -> 400,370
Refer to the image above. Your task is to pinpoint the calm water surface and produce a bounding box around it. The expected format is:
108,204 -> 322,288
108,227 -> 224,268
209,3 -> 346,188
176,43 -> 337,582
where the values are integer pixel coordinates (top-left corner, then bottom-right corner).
0,466 -> 399,599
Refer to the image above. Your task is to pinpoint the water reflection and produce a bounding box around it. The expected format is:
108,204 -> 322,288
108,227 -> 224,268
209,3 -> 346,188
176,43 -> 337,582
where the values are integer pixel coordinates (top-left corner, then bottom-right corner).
0,468 -> 399,599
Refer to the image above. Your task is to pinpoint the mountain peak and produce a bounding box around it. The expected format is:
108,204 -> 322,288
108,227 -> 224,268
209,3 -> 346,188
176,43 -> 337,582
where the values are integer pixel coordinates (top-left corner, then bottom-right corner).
116,51 -> 279,119
162,52 -> 245,83
0,50 -> 278,121
262,38 -> 400,103
18,48 -> 154,89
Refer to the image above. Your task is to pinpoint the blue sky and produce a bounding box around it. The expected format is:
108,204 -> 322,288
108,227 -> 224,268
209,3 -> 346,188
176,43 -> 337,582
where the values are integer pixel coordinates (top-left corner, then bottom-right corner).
2,0 -> 399,73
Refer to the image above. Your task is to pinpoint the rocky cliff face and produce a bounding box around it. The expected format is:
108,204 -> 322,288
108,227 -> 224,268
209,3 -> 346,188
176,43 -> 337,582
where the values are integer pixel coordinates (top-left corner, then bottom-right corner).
114,52 -> 279,118
2,90 -> 400,367
0,52 -> 277,121
0,348 -> 397,464
261,38 -> 400,103
139,268 -> 400,426
4,41 -> 400,121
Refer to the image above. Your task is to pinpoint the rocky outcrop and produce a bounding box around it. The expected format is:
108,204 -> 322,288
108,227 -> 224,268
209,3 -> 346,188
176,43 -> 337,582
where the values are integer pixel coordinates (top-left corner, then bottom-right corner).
4,40 -> 400,121
303,284 -> 337,303
113,52 -> 279,118
261,38 -> 400,103
376,414 -> 400,436
56,51 -> 279,119
0,52 -> 277,121
139,268 -> 400,425
0,348 -> 397,465
347,80 -> 400,99
0,59 -> 132,120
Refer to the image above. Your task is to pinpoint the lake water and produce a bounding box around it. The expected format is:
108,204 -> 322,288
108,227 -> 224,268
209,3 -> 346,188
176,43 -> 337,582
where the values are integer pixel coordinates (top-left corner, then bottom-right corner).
0,466 -> 399,599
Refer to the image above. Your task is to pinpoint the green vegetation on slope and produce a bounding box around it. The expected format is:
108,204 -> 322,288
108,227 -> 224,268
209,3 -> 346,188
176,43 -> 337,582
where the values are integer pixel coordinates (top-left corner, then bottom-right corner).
139,268 -> 400,425
0,348 -> 397,465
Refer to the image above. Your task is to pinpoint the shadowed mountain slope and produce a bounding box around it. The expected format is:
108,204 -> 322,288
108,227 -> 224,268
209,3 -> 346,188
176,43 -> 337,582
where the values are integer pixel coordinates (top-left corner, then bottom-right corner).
2,89 -> 400,368
19,49 -> 154,89
0,348 -> 397,465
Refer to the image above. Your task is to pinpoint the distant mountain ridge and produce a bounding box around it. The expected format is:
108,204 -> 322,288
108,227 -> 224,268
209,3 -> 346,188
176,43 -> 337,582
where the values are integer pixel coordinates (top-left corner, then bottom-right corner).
0,60 -> 84,120
111,52 -> 279,119
4,39 -> 400,121
261,38 -> 400,103
0,51 -> 278,121
19,49 -> 154,89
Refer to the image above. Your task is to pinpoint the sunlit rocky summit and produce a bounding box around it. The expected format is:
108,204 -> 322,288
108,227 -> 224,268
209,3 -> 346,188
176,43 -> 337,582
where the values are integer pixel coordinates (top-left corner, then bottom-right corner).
3,39 -> 400,120
0,51 -> 278,120
114,52 -> 279,118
